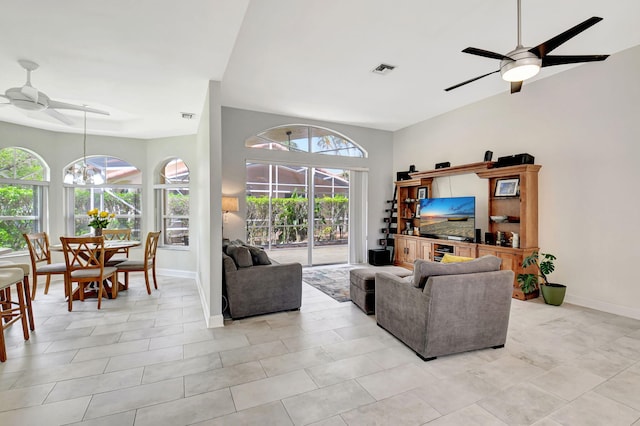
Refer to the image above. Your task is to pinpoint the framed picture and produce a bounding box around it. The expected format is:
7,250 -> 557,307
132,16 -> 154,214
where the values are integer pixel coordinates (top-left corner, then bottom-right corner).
417,187 -> 428,199
495,178 -> 519,197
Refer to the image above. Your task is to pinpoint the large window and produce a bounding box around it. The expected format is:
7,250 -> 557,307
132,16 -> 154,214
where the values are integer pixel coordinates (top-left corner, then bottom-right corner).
246,125 -> 365,157
155,158 -> 189,247
64,156 -> 142,239
0,147 -> 48,251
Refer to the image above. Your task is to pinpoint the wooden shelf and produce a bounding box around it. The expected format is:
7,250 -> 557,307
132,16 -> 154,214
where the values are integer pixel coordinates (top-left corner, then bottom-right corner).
409,161 -> 494,179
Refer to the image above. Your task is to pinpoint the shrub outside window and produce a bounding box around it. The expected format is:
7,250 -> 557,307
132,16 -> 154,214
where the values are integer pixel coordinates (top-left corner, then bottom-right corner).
64,156 -> 142,239
155,158 -> 189,247
0,147 -> 48,251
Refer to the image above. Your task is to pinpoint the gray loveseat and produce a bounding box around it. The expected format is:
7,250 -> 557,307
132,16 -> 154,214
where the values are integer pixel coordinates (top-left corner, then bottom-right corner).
222,241 -> 302,319
375,255 -> 514,360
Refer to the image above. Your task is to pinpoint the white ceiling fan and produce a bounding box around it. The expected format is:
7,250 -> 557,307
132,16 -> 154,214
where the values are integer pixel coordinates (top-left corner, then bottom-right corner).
0,59 -> 109,125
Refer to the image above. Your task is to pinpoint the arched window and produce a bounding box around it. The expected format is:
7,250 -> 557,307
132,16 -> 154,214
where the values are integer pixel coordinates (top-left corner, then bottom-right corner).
155,158 -> 189,247
64,156 -> 142,238
0,147 -> 49,251
246,125 -> 366,158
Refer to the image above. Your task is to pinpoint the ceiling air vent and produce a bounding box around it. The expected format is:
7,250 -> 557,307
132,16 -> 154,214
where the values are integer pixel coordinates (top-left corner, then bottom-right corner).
372,63 -> 396,75
181,112 -> 195,119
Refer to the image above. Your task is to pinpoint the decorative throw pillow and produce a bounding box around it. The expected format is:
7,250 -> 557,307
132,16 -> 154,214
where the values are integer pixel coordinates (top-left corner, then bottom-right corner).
441,253 -> 474,263
412,255 -> 502,288
245,245 -> 272,265
226,245 -> 253,268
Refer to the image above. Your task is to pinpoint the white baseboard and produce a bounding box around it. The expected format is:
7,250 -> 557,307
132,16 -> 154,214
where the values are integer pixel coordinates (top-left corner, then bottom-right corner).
565,295 -> 640,320
156,268 -> 196,279
192,272 -> 225,328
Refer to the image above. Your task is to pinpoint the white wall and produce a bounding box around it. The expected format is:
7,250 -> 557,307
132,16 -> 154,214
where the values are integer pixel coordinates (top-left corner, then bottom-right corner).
393,45 -> 640,319
221,107 -> 394,260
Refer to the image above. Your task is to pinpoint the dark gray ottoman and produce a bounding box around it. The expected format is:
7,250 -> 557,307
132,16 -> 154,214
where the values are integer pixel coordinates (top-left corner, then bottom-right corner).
350,266 -> 412,314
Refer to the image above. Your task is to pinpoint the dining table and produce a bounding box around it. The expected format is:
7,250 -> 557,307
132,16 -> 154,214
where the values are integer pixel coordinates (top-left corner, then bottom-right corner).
50,240 -> 141,300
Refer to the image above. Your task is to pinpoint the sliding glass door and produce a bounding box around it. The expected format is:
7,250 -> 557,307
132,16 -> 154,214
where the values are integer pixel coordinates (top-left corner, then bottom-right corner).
246,162 -> 349,266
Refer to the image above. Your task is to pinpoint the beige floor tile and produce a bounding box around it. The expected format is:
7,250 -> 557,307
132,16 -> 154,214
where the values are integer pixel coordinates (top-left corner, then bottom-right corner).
322,335 -> 389,360
183,333 -> 249,359
142,352 -> 222,384
478,382 -> 566,424
340,391 -> 440,425
281,330 -> 344,352
220,340 -> 289,367
104,345 -> 183,372
426,404 -> 507,425
231,369 -> 317,411
45,367 -> 143,403
282,380 -> 375,425
65,410 -> 136,426
469,354 -> 546,389
72,339 -> 150,362
14,358 -> 108,388
594,370 -> 640,411
84,377 -> 184,419
184,360 -> 266,397
260,347 -> 333,377
192,401 -> 294,426
0,382 -> 55,411
356,362 -> 437,401
529,364 -> 606,400
306,354 -> 385,388
134,388 -> 235,426
550,391 -> 640,425
0,396 -> 90,426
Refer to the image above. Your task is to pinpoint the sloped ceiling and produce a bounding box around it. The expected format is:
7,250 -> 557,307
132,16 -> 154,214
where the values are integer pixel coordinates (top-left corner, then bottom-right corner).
1,0 -> 638,139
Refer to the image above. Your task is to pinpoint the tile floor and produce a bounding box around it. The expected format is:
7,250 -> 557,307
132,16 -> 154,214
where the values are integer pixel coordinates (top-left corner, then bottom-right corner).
1,273 -> 640,425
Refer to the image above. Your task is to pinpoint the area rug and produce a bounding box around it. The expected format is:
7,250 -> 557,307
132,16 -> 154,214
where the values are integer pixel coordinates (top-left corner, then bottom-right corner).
302,265 -> 359,302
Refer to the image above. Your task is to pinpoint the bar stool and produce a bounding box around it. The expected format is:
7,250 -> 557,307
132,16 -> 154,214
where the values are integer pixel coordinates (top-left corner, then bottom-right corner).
0,268 -> 30,362
0,261 -> 35,331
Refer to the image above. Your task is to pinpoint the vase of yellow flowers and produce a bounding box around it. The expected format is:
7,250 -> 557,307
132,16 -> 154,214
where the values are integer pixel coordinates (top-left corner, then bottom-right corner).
87,208 -> 115,236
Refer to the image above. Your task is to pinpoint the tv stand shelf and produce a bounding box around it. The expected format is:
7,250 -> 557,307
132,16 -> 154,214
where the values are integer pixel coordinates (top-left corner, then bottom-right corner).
393,161 -> 541,300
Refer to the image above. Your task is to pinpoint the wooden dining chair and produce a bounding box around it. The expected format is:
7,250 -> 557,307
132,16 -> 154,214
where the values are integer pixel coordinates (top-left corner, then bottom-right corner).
0,267 -> 30,362
102,228 -> 132,266
116,231 -> 161,295
59,236 -> 118,311
23,232 -> 67,300
0,261 -> 35,331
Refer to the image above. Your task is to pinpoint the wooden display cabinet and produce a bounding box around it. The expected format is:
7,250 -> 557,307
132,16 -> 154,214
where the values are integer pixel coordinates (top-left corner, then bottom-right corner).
393,162 -> 542,300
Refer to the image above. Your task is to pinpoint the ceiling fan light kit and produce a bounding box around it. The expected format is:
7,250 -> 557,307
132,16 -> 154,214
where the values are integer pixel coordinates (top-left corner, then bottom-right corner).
500,49 -> 541,82
445,0 -> 609,94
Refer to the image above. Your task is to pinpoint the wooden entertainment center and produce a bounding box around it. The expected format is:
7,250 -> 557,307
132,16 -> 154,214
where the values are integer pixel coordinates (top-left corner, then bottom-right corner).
393,161 -> 541,300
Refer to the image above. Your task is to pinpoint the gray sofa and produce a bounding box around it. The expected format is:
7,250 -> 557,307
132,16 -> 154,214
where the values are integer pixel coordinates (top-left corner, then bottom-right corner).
222,243 -> 302,319
375,255 -> 514,360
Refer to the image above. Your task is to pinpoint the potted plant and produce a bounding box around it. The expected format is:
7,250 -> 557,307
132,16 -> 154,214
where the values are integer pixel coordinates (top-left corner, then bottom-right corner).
517,251 -> 566,306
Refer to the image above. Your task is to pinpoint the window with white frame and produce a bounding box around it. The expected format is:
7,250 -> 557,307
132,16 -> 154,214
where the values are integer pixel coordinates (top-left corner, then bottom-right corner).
64,156 -> 142,239
0,147 -> 49,251
155,158 -> 189,247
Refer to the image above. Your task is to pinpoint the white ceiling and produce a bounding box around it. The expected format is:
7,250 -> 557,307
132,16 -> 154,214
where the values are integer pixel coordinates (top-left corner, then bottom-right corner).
1,0 -> 638,139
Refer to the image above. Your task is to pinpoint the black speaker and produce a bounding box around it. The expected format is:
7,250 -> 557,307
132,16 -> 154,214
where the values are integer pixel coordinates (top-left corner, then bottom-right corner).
435,161 -> 450,169
484,150 -> 493,162
368,249 -> 391,266
475,229 -> 482,243
485,232 -> 494,245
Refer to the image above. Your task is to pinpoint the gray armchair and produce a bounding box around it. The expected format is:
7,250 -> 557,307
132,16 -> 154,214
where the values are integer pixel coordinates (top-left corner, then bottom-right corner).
222,252 -> 302,319
375,256 -> 514,360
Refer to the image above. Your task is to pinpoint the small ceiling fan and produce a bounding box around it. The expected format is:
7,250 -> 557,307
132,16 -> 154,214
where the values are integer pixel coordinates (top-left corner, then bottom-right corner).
0,59 -> 109,125
445,0 -> 609,94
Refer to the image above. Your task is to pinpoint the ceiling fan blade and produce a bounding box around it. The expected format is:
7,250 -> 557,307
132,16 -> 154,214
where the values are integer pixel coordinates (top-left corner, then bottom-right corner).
444,70 -> 500,92
542,54 -> 609,67
529,16 -> 603,58
21,85 -> 39,103
44,108 -> 74,125
510,81 -> 523,94
462,47 -> 513,61
48,100 -> 110,116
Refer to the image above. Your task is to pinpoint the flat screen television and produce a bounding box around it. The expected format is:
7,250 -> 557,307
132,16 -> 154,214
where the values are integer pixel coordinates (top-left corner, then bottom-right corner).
418,196 -> 475,241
